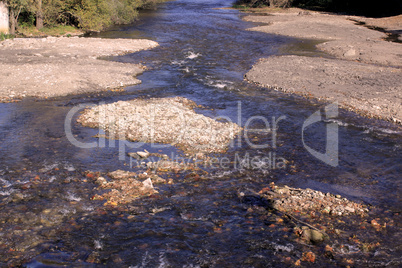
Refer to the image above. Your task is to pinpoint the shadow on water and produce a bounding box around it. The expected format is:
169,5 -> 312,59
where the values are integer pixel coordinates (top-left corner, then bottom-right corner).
0,0 -> 401,266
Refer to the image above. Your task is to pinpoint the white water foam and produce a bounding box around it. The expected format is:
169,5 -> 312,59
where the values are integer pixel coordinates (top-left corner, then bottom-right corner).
66,192 -> 81,202
0,178 -> 12,187
0,189 -> 15,196
94,239 -> 103,250
187,51 -> 201,59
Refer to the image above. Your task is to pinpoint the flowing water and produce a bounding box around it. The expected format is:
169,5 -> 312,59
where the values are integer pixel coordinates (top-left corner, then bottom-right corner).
0,0 -> 401,266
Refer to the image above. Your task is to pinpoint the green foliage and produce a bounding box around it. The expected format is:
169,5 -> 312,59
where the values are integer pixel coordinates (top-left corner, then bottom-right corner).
40,24 -> 80,35
5,0 -> 33,11
41,0 -> 74,27
16,23 -> 81,37
235,0 -> 402,17
234,0 -> 294,8
66,0 -> 148,32
3,0 -> 166,33
0,32 -> 15,41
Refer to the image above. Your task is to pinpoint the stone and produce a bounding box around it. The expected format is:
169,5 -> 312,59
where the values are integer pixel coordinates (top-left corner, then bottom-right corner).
276,187 -> 290,195
301,227 -> 325,244
96,176 -> 107,185
149,174 -> 166,184
108,170 -> 136,180
310,229 -> 325,243
141,178 -> 154,191
11,192 -> 24,203
344,206 -> 355,213
136,150 -> 150,159
344,49 -> 357,57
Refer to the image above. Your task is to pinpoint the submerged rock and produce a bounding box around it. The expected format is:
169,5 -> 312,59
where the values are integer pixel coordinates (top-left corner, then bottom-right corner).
296,226 -> 326,244
92,170 -> 160,205
107,170 -> 137,180
136,150 -> 150,159
128,150 -> 150,159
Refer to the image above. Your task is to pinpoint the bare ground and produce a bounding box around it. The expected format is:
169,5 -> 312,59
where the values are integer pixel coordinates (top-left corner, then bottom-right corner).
0,37 -> 159,102
245,55 -> 402,122
243,10 -> 402,123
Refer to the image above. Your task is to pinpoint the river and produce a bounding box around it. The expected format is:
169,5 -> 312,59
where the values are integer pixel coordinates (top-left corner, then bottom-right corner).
0,0 -> 401,266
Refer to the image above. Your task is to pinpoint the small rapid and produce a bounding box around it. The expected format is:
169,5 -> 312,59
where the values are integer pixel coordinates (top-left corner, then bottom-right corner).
0,0 -> 400,266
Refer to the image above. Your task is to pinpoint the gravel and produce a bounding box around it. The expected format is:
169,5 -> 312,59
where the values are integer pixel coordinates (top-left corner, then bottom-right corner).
78,97 -> 243,155
0,36 -> 158,102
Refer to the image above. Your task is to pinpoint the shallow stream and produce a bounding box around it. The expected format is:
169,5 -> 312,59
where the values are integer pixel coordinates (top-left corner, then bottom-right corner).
0,0 -> 400,266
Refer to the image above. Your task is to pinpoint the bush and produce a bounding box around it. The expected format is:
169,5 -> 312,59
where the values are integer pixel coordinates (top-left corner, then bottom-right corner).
269,0 -> 293,8
0,33 -> 15,41
236,0 -> 402,17
6,0 -> 166,33
235,0 -> 293,8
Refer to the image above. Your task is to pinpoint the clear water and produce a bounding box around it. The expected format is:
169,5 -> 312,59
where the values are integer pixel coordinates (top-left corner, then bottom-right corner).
0,0 -> 400,266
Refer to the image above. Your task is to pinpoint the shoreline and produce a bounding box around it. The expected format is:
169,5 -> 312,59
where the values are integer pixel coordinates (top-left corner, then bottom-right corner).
242,8 -> 402,124
0,36 -> 158,102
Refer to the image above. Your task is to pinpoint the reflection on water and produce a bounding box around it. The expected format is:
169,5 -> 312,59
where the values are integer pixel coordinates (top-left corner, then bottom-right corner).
0,0 -> 401,266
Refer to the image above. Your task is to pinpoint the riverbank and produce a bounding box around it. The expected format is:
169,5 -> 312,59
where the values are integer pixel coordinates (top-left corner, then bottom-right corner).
0,36 -> 158,102
242,8 -> 402,123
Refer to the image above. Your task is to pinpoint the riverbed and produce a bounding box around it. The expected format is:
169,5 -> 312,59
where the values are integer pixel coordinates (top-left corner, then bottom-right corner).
0,0 -> 401,266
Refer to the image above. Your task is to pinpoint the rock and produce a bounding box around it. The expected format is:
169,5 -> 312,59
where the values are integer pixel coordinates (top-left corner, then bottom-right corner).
108,170 -> 137,180
42,209 -> 52,214
371,219 -> 381,230
11,192 -> 25,203
149,174 -> 166,184
301,251 -> 316,263
136,150 -> 150,158
127,152 -> 141,159
276,187 -> 290,195
298,11 -> 311,16
310,229 -> 325,243
344,206 -> 355,213
322,206 -> 331,214
96,176 -> 107,185
301,227 -> 325,244
141,178 -> 154,191
344,49 -> 357,58
129,150 -> 150,159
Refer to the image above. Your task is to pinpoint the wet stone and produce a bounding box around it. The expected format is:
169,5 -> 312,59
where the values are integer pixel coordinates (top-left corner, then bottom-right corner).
92,170 -> 159,205
259,183 -> 368,217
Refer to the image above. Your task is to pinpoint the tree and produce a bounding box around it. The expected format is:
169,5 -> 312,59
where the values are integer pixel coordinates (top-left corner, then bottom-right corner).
5,0 -> 33,34
4,0 -> 166,34
35,0 -> 43,29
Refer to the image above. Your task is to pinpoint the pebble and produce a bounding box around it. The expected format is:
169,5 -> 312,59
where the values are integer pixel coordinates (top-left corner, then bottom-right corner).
136,151 -> 150,158
260,183 -> 368,217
